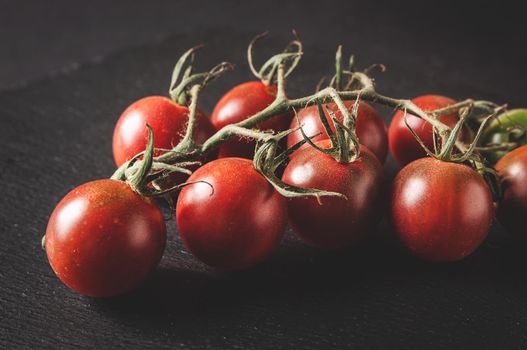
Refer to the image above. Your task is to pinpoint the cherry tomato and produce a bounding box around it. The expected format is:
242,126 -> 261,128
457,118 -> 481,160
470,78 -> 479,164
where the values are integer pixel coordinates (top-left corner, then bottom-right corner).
287,101 -> 388,162
390,158 -> 493,261
281,140 -> 384,248
496,145 -> 527,238
388,95 -> 470,166
211,81 -> 292,158
176,157 -> 287,268
45,179 -> 166,297
481,109 -> 527,164
112,96 -> 215,167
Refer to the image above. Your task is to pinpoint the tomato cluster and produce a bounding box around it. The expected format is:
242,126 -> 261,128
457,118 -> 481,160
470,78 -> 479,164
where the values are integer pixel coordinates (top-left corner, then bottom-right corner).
44,39 -> 527,298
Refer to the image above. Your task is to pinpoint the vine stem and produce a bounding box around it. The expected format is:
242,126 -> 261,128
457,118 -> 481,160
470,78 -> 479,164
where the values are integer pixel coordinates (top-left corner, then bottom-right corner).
172,84 -> 201,152
201,72 -> 467,155
276,63 -> 287,100
476,143 -> 518,152
112,62 -> 492,184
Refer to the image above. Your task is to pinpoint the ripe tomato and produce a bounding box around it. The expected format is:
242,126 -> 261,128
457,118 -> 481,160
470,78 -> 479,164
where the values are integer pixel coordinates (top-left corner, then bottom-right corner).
281,140 -> 384,248
45,179 -> 166,297
112,96 -> 215,167
388,95 -> 470,166
495,145 -> 527,238
287,101 -> 388,162
211,81 -> 292,158
176,157 -> 287,268
390,158 -> 494,261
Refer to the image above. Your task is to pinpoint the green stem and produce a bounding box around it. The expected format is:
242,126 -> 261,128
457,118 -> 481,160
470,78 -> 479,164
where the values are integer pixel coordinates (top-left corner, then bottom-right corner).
128,124 -> 155,192
335,45 -> 343,91
201,81 -> 458,155
477,142 -> 518,152
175,84 -> 201,152
438,107 -> 469,160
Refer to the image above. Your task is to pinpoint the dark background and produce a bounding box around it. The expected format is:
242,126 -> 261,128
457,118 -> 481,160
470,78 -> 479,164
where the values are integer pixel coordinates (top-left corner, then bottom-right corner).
1,1 -> 527,349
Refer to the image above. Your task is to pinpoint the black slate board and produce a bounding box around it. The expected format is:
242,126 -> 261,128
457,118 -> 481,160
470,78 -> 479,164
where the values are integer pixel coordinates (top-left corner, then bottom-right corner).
2,3 -> 527,349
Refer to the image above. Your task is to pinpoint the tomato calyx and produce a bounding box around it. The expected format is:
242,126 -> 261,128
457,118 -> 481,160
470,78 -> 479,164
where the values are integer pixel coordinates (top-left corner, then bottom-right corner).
296,96 -> 363,164
112,47 -> 233,196
112,82 -> 215,197
247,31 -> 303,87
405,104 -> 494,163
126,123 -> 155,192
112,123 -> 213,200
329,45 -> 385,92
252,128 -> 346,202
292,46 -> 381,165
297,46 -> 367,164
168,46 -> 233,106
403,103 -> 505,201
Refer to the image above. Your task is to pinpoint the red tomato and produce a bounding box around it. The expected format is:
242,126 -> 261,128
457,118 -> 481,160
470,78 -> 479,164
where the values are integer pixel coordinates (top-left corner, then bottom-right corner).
45,179 -> 166,297
287,101 -> 388,162
112,96 -> 215,167
211,81 -> 292,158
390,158 -> 494,261
496,145 -> 527,239
176,158 -> 287,268
281,140 -> 384,248
388,95 -> 470,166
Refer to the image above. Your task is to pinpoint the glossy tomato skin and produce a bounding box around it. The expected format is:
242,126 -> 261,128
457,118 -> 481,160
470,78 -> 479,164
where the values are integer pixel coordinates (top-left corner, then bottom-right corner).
282,140 -> 384,249
496,145 -> 527,238
112,96 -> 215,167
211,81 -> 292,159
287,101 -> 388,163
176,158 -> 287,269
45,179 -> 166,297
388,95 -> 470,166
390,158 -> 493,261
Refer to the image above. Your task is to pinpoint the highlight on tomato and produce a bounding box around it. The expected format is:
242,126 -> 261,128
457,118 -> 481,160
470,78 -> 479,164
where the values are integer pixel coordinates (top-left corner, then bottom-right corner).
391,158 -> 494,261
45,125 -> 186,297
45,179 -> 166,297
113,96 -> 214,167
176,157 -> 287,269
282,101 -> 384,249
388,95 -> 471,166
390,111 -> 494,261
211,81 -> 292,158
283,139 -> 383,248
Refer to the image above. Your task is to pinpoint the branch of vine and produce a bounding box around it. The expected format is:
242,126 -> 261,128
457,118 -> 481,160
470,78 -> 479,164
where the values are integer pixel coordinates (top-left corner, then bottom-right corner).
113,57 -> 499,188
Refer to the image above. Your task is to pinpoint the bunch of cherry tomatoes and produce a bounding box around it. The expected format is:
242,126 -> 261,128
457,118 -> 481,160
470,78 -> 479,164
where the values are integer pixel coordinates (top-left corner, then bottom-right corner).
43,35 -> 527,297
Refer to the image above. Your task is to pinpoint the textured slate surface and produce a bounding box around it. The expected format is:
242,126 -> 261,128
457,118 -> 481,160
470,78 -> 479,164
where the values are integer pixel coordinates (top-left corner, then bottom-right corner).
1,2 -> 527,349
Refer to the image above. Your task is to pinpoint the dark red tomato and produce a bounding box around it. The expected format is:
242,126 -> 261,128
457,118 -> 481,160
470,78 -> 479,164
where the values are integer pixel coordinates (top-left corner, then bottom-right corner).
176,157 -> 287,268
390,158 -> 493,261
45,179 -> 166,297
211,81 -> 292,158
287,101 -> 388,162
496,145 -> 527,239
112,96 -> 215,167
388,95 -> 470,166
281,140 -> 384,249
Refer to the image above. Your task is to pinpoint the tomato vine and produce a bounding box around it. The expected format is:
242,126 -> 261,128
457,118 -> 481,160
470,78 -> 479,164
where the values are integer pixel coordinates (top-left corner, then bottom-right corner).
111,33 -> 502,200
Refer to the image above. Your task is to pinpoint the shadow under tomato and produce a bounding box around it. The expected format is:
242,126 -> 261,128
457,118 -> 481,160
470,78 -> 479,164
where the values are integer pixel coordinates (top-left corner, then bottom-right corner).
91,222 -> 527,330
